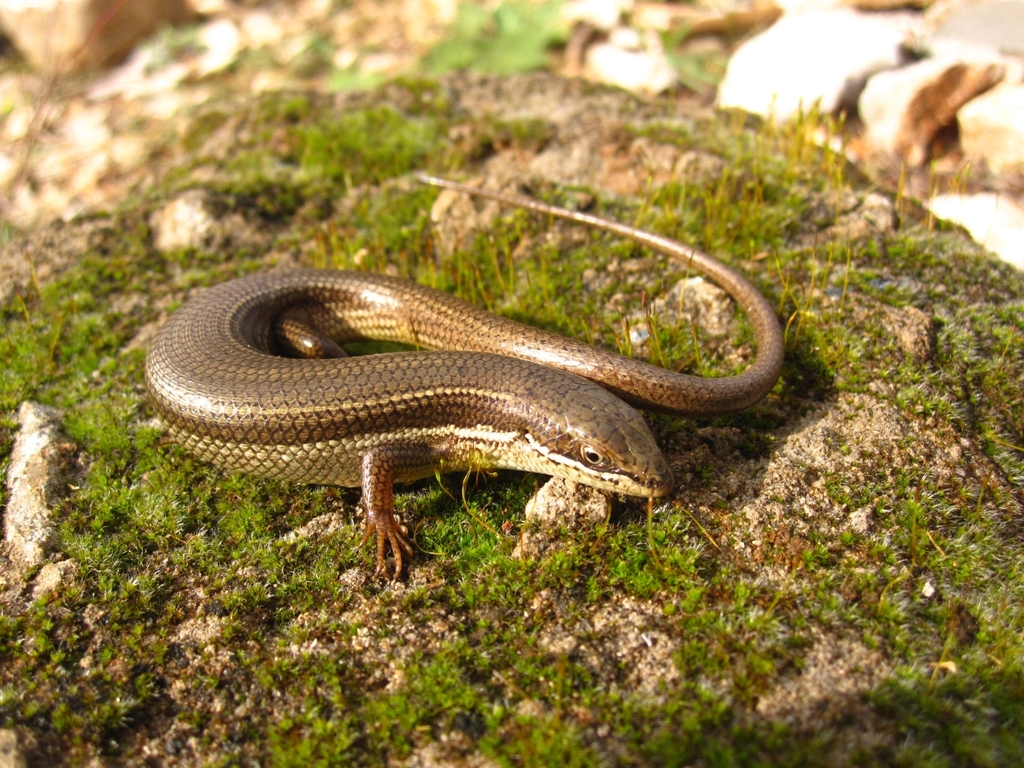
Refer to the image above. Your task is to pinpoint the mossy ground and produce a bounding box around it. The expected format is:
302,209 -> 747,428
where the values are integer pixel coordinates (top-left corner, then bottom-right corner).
1,76 -> 1023,765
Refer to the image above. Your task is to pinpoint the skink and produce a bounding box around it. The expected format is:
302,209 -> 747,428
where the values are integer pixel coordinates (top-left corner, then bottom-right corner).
146,175 -> 784,576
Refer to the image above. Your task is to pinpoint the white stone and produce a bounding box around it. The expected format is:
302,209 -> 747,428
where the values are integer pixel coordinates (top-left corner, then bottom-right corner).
563,0 -> 632,31
631,2 -> 679,31
773,0 -> 843,11
1,103 -> 32,142
108,133 -> 148,171
189,0 -> 228,13
86,19 -> 236,102
859,56 -> 1005,165
584,30 -> 676,94
513,477 -> 610,559
361,51 -> 402,75
333,47 -> 358,70
62,102 -> 111,153
0,729 -> 26,768
0,151 -> 15,189
0,0 -> 192,72
653,277 -> 735,337
31,559 -> 77,600
717,10 -> 908,121
87,45 -> 189,101
927,193 -> 1024,270
926,38 -> 1024,81
4,402 -> 70,571
195,19 -> 240,77
959,82 -> 1024,173
931,0 -> 1024,56
280,31 -> 315,64
151,191 -> 219,252
608,25 -> 642,50
239,9 -> 284,48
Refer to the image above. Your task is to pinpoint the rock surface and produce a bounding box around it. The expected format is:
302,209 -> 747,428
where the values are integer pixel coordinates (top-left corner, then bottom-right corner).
29,559 -> 77,600
958,81 -> 1024,173
927,192 -> 1024,268
0,729 -> 27,768
563,0 -> 631,31
513,477 -> 611,559
0,0 -> 192,71
930,0 -> 1024,55
584,27 -> 677,94
859,56 -> 1005,165
150,190 -> 222,253
717,9 -> 908,120
3,402 -> 74,572
653,276 -> 736,338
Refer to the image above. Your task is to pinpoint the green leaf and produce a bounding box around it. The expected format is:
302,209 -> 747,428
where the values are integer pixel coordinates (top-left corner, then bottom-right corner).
424,0 -> 568,77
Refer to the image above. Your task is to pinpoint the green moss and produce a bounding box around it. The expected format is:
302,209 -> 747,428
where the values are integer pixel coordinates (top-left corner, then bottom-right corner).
300,106 -> 442,188
181,109 -> 229,154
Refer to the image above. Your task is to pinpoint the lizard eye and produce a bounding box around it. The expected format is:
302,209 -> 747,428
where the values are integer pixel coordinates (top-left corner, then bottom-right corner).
580,445 -> 606,467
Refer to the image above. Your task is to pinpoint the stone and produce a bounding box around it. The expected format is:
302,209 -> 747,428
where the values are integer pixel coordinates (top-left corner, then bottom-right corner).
513,477 -> 610,559
194,18 -> 241,78
563,0 -> 631,32
653,277 -> 735,338
774,0 -> 843,11
850,0 -> 931,8
927,192 -> 1024,269
754,629 -> 891,729
427,183 -> 504,258
0,729 -> 27,768
880,305 -> 934,360
831,192 -> 898,240
931,0 -> 1024,56
0,151 -> 15,189
958,82 -> 1024,173
0,0 -> 192,72
4,402 -> 75,571
239,8 -> 286,48
717,10 -> 908,121
859,57 -> 1005,165
150,190 -> 220,252
584,28 -> 676,94
87,17 -> 240,103
86,44 -> 190,102
30,559 -> 77,600
633,2 -> 782,37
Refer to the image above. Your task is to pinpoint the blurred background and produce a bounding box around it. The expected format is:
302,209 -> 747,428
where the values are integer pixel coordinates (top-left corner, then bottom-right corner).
0,0 -> 1021,263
